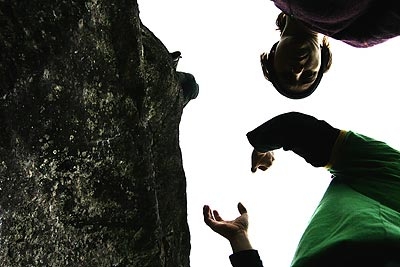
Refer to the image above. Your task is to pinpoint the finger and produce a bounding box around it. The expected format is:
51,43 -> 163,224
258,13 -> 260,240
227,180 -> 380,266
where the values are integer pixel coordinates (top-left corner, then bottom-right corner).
251,163 -> 259,172
203,205 -> 211,215
203,205 -> 214,224
213,210 -> 224,221
258,165 -> 268,171
251,150 -> 258,173
237,202 -> 247,215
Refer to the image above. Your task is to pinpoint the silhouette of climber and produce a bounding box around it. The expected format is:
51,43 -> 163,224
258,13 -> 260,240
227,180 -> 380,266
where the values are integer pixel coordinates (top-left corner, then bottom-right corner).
170,51 -> 199,107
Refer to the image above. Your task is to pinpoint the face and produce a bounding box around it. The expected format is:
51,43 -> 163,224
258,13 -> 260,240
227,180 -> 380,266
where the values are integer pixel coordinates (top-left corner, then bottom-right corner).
273,36 -> 321,93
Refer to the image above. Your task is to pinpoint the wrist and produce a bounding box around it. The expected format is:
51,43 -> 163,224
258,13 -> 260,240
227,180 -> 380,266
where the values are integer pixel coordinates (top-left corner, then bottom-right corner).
229,231 -> 253,253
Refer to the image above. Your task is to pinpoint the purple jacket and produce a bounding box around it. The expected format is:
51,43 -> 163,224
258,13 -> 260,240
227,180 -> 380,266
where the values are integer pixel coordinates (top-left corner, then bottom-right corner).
272,0 -> 400,47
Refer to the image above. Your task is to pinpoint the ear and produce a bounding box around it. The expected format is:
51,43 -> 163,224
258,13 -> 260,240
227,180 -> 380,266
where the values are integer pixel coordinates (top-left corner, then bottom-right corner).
276,12 -> 287,33
321,37 -> 333,73
260,52 -> 271,80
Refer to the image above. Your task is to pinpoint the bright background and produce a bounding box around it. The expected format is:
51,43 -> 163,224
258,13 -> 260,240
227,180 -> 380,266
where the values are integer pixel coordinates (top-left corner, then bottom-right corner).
139,1 -> 400,266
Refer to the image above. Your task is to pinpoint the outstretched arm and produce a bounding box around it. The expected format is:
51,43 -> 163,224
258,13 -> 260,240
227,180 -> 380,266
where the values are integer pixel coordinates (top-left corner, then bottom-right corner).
247,112 -> 341,169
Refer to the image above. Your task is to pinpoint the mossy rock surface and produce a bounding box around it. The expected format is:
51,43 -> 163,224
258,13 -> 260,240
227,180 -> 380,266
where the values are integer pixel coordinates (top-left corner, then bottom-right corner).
0,1 -> 190,266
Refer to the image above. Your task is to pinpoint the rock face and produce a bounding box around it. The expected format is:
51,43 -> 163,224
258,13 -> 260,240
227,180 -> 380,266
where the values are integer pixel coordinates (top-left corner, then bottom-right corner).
0,1 -> 190,266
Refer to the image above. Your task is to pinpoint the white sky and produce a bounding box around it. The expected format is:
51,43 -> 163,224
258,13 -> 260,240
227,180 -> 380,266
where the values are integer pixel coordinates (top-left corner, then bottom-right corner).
139,1 -> 400,266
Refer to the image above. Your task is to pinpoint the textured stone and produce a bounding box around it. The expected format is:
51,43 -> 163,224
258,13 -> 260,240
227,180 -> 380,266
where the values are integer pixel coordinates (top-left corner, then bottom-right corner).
0,1 -> 190,266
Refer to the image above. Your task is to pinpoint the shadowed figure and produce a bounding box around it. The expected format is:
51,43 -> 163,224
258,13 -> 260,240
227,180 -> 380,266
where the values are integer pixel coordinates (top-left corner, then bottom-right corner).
170,51 -> 199,107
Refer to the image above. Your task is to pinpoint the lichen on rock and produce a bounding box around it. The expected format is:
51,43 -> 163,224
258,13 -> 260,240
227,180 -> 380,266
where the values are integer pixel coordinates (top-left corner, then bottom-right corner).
0,1 -> 190,266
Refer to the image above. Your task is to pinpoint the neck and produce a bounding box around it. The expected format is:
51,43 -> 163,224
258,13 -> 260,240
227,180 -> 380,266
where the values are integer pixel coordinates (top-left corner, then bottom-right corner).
281,15 -> 320,41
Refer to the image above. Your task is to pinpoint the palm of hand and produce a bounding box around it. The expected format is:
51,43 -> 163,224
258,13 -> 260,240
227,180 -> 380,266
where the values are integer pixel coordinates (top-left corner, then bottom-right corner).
203,203 -> 248,241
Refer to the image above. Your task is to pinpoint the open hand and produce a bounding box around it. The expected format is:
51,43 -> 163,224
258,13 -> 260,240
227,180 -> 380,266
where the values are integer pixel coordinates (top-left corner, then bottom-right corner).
203,203 -> 252,252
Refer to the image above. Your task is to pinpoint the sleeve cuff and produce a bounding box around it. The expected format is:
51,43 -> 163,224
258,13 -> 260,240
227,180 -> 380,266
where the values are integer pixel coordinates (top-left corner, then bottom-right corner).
229,249 -> 263,267
246,131 -> 270,153
324,130 -> 348,169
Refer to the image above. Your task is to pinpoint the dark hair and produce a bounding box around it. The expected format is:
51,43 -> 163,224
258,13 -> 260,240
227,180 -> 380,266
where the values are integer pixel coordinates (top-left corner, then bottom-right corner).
260,12 -> 333,99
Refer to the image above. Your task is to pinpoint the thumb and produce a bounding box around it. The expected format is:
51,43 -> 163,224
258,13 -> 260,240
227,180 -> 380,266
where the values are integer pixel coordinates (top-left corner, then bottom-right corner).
251,161 -> 258,173
238,202 -> 247,215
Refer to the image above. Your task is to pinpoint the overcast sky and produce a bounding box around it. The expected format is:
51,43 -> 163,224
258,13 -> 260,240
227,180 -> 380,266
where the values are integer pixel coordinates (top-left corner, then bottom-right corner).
138,1 -> 400,266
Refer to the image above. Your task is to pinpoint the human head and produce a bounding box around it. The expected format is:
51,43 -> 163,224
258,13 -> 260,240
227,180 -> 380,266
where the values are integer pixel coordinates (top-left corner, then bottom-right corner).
260,13 -> 332,99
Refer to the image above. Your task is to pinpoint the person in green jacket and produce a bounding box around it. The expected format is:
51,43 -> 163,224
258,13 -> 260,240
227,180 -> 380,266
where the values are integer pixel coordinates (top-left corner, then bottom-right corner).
204,112 -> 400,267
